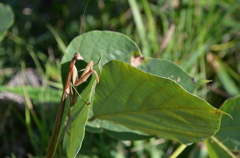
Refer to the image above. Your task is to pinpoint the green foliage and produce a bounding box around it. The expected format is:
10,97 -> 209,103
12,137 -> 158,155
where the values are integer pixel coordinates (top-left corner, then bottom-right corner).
206,96 -> 240,158
0,3 -> 14,42
0,86 -> 62,103
63,99 -> 89,158
0,0 -> 239,158
54,31 -> 223,157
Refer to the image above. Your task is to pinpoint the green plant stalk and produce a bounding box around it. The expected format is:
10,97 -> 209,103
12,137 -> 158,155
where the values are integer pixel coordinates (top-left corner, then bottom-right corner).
46,80 -> 63,89
211,136 -> 237,158
200,51 -> 207,99
169,144 -> 187,158
217,65 -> 240,96
128,0 -> 150,56
24,86 -> 41,155
224,63 -> 240,82
47,24 -> 67,54
29,51 -> 45,77
34,86 -> 53,151
160,13 -> 174,60
212,55 -> 240,96
21,77 -> 40,155
20,59 -> 51,153
20,61 -> 46,154
142,0 -> 158,53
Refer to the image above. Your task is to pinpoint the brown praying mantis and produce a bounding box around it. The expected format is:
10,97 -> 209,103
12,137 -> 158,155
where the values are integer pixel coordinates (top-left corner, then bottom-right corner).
45,52 -> 99,158
64,53 -> 99,105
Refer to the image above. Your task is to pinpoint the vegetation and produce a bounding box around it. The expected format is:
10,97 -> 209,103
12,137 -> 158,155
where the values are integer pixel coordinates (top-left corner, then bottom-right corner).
0,0 -> 239,158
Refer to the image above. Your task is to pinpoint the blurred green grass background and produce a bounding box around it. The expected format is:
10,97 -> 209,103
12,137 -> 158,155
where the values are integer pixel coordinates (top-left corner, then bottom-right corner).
0,0 -> 239,157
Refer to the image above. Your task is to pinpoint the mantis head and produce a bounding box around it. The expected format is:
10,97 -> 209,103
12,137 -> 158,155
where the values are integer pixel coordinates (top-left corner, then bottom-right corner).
74,52 -> 84,60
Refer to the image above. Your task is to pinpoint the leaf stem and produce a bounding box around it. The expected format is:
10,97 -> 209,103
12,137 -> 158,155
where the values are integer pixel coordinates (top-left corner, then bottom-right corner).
211,136 -> 237,158
169,144 -> 187,158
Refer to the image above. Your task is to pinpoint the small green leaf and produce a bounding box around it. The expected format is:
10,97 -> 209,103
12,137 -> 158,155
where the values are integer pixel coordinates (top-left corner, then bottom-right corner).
61,31 -> 141,83
218,96 -> 240,151
0,3 -> 14,42
61,77 -> 96,157
63,102 -> 90,158
137,58 -> 198,93
206,96 -> 240,158
93,60 -> 223,144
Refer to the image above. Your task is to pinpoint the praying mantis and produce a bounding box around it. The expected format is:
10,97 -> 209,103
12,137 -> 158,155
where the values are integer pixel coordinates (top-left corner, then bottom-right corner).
64,52 -> 99,105
45,52 -> 99,158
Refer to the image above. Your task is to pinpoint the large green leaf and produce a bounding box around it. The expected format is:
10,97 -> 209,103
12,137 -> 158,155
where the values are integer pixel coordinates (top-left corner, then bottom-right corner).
92,60 -> 223,144
206,96 -> 240,158
86,58 -> 199,140
0,3 -> 14,42
61,31 -> 142,84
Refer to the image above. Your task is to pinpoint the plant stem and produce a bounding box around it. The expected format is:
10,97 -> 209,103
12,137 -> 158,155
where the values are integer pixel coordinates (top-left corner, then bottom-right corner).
211,136 -> 237,158
169,144 -> 187,158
